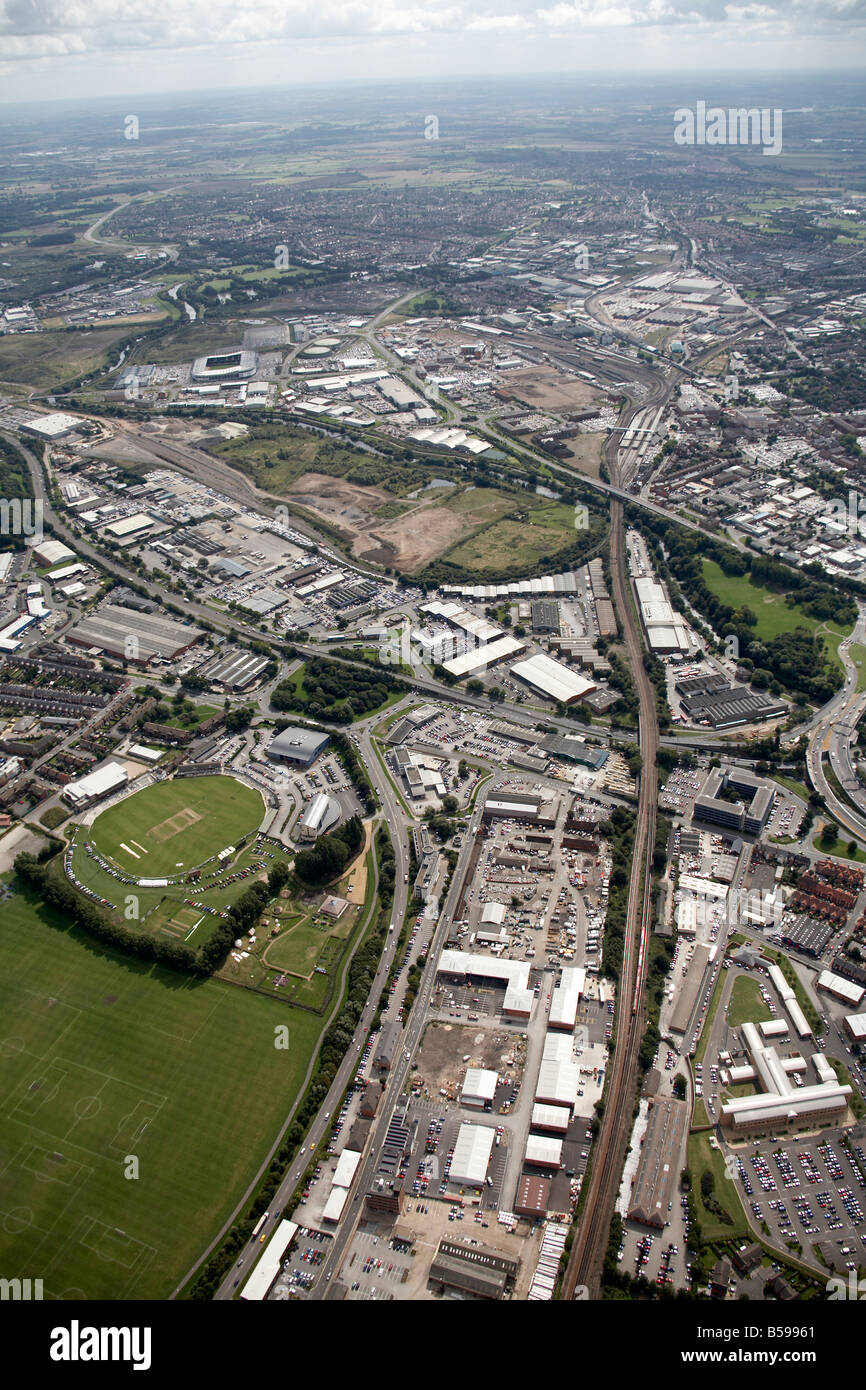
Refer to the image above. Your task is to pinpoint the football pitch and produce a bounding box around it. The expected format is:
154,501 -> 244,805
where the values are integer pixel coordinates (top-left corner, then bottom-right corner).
0,886 -> 324,1300
87,776 -> 264,877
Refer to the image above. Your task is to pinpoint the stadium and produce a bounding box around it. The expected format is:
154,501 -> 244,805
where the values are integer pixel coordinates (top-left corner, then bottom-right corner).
191,349 -> 258,382
86,774 -> 266,879
65,773 -> 286,948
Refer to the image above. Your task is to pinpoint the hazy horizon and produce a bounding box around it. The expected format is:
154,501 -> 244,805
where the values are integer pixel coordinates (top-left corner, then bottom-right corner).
0,0 -> 864,106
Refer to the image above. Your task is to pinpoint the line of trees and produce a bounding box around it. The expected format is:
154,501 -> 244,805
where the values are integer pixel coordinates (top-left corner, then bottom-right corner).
294,814 -> 364,887
188,851 -> 392,1299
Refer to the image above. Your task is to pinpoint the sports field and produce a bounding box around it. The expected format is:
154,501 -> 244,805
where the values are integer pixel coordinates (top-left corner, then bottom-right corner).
88,776 -> 264,877
0,885 -> 324,1300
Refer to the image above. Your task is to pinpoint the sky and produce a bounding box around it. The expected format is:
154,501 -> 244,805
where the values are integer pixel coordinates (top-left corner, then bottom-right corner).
0,0 -> 864,104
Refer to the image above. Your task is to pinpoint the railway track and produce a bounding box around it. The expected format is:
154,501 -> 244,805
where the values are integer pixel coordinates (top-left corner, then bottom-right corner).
560,390 -> 662,1299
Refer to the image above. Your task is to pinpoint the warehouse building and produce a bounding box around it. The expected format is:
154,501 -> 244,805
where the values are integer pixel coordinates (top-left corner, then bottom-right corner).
627,1096 -> 688,1229
633,576 -> 692,656
781,916 -> 833,959
21,412 -> 82,441
67,604 -> 204,664
461,1068 -> 498,1110
530,1103 -> 571,1134
266,726 -> 329,768
669,943 -> 711,1035
530,601 -> 561,635
818,970 -> 865,1008
32,539 -> 75,568
535,1032 -> 581,1110
844,1013 -> 866,1045
437,949 -> 534,1019
441,633 -> 525,680
678,679 -> 786,730
514,1174 -> 550,1220
524,1135 -> 563,1169
594,597 -> 617,638
539,733 -> 608,771
450,1123 -> 496,1187
421,600 -> 502,645
510,652 -> 596,705
63,760 -> 128,811
104,513 -> 155,540
548,966 -> 586,1031
298,792 -> 341,841
482,789 -> 546,823
378,377 -> 422,411
429,1239 -> 519,1300
201,647 -> 270,691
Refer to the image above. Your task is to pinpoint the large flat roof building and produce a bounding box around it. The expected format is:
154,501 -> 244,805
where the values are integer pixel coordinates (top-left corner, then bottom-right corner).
720,1021 -> 852,1135
67,604 -> 204,664
450,1123 -> 496,1188
298,792 -> 341,841
201,647 -> 270,691
461,1068 -> 498,1109
514,1174 -> 550,1220
510,652 -> 596,705
441,634 -> 525,679
266,727 -> 329,768
627,1096 -> 688,1229
818,970 -> 865,1008
524,1135 -> 563,1169
240,1219 -> 298,1301
62,760 -> 128,810
438,949 -> 534,1019
548,966 -> 586,1031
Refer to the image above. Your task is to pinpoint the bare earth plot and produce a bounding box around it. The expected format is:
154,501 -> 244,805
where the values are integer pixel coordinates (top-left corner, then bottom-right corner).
498,366 -> 599,411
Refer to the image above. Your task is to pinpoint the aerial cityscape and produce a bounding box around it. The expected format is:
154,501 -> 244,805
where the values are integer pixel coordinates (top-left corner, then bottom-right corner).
1,8 -> 866,1347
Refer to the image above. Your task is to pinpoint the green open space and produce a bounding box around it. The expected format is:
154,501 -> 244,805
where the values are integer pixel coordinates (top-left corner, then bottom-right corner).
726,975 -> 773,1029
0,325 -> 134,389
771,775 -> 810,802
442,495 -> 580,572
850,644 -> 866,693
161,703 -> 221,731
66,830 -> 290,952
688,1132 -> 750,1242
215,834 -> 374,1011
272,659 -> 404,724
702,558 -> 851,678
695,967 -> 728,1065
813,831 -> 866,865
0,883 -> 324,1301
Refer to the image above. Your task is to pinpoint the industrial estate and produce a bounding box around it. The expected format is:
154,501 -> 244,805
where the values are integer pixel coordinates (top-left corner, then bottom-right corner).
1,66 -> 866,1324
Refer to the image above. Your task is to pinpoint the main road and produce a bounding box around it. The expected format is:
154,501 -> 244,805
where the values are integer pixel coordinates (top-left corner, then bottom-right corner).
207,709 -> 412,1300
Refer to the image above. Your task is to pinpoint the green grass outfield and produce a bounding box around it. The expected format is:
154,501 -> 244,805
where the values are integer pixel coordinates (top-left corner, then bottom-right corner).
67,834 -> 292,950
0,885 -> 324,1300
702,559 -> 852,676
88,775 -> 264,878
